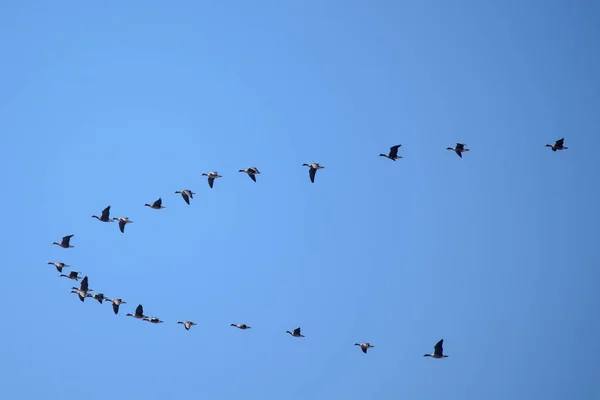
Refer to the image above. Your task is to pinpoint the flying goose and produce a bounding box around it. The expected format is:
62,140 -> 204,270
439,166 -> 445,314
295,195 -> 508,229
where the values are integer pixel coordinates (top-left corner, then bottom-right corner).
424,339 -> 449,358
302,163 -> 324,183
447,143 -> 469,158
60,270 -> 82,281
53,234 -> 74,248
546,138 -> 568,152
107,298 -> 127,315
174,189 -> 195,205
201,172 -> 222,188
144,198 -> 165,209
48,261 -> 69,273
126,304 -> 147,320
177,321 -> 197,330
112,217 -> 133,233
70,276 -> 91,302
144,316 -> 164,324
238,167 -> 261,182
91,206 -> 113,222
230,323 -> 251,330
354,342 -> 374,354
379,145 -> 402,161
286,327 -> 305,337
87,292 -> 106,304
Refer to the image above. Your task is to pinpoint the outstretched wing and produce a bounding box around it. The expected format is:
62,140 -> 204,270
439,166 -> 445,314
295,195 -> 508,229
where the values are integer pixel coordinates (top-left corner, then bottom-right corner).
309,168 -> 316,183
293,327 -> 301,336
135,304 -> 144,317
208,177 -> 214,188
119,220 -> 125,233
181,192 -> 190,205
455,143 -> 465,151
112,302 -> 120,315
101,206 -> 111,221
434,339 -> 444,356
556,138 -> 565,147
389,145 -> 401,158
155,198 -> 163,207
249,174 -> 256,182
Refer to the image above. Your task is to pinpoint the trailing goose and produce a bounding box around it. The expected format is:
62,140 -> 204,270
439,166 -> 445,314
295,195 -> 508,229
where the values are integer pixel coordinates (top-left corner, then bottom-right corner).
48,261 -> 69,273
87,292 -> 106,304
174,190 -> 195,205
177,321 -> 197,330
286,327 -> 305,337
126,304 -> 147,320
107,298 -> 127,315
546,138 -> 568,152
144,198 -> 165,209
201,172 -> 222,188
424,339 -> 449,359
53,234 -> 74,248
238,167 -> 260,182
354,342 -> 374,354
144,317 -> 164,324
446,143 -> 469,158
91,206 -> 113,222
112,217 -> 133,233
379,145 -> 402,161
70,276 -> 91,302
302,163 -> 324,183
60,270 -> 82,281
230,323 -> 251,330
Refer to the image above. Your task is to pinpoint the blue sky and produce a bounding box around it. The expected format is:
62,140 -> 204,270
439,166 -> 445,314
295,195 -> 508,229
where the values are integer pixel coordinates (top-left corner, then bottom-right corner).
1,0 -> 599,399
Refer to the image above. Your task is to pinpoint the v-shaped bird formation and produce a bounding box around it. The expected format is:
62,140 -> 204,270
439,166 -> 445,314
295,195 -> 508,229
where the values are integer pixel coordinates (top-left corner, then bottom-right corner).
47,138 -> 568,356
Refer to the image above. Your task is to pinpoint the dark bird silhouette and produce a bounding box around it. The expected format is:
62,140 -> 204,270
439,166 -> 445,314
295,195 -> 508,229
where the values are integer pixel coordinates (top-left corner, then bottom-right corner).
379,145 -> 402,161
286,327 -> 305,337
302,163 -> 324,183
144,198 -> 165,209
446,143 -> 469,158
91,206 -> 113,222
424,339 -> 449,358
546,138 -> 568,152
53,234 -> 74,248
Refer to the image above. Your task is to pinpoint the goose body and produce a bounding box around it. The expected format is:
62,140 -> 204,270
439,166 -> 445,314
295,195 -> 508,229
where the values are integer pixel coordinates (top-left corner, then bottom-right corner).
286,327 -> 305,337
354,342 -> 374,354
175,190 -> 195,205
107,298 -> 127,315
230,323 -> 251,330
60,270 -> 82,281
177,321 -> 197,330
447,143 -> 469,158
238,167 -> 261,182
87,292 -> 106,304
48,261 -> 69,273
126,304 -> 147,320
92,206 -> 113,222
144,198 -> 165,209
302,163 -> 324,183
201,172 -> 222,188
379,145 -> 402,161
144,316 -> 164,324
53,234 -> 74,248
112,217 -> 133,233
546,138 -> 568,151
424,339 -> 449,358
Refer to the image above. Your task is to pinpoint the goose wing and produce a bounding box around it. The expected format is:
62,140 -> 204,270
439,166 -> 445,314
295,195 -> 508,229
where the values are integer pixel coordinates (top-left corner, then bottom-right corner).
101,206 -> 111,221
181,192 -> 190,204
434,339 -> 444,356
112,302 -> 120,314
62,235 -> 74,246
555,138 -> 565,147
389,145 -> 401,158
309,168 -> 316,183
80,276 -> 89,292
208,177 -> 214,188
293,327 -> 301,336
249,174 -> 256,182
135,304 -> 144,317
118,219 -> 126,233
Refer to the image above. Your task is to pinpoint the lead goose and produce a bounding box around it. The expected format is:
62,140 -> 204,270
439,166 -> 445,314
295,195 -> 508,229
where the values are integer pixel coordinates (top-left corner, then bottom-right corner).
238,167 -> 261,182
354,342 -> 374,354
379,145 -> 402,161
91,206 -> 113,222
286,327 -> 305,337
53,234 -> 74,248
302,163 -> 324,183
546,138 -> 568,152
424,339 -> 449,359
201,172 -> 222,188
446,142 -> 469,158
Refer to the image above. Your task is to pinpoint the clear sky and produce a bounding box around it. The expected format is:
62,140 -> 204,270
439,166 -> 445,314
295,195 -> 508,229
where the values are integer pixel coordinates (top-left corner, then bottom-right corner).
1,1 -> 599,399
